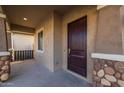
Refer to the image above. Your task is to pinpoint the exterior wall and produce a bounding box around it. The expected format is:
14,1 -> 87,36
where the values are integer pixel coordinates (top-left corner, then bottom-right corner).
62,6 -> 97,83
120,6 -> 124,54
95,6 -> 123,54
0,54 -> 10,81
0,6 -> 3,13
34,11 -> 63,72
34,12 -> 54,72
7,32 -> 11,49
53,12 -> 62,71
0,6 -> 10,82
0,18 -> 7,52
12,33 -> 34,50
34,5 -> 124,85
0,6 -> 11,51
93,59 -> 124,87
92,6 -> 124,87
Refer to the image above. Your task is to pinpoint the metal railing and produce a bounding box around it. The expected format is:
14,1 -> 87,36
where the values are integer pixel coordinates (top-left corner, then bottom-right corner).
14,50 -> 33,61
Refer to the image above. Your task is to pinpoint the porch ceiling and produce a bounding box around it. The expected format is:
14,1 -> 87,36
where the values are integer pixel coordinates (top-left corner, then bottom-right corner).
2,5 -> 77,29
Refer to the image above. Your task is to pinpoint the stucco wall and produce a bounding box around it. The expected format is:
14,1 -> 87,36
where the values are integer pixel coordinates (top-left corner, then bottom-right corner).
34,12 -> 63,72
0,6 -> 11,51
53,12 -> 62,71
95,6 -> 123,54
34,12 -> 54,72
7,32 -> 11,49
0,18 -> 7,52
120,6 -> 124,54
62,6 -> 97,83
0,6 -> 3,13
12,33 -> 34,50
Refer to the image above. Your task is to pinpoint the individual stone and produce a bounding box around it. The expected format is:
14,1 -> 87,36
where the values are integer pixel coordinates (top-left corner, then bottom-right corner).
115,72 -> 121,79
114,62 -> 124,73
104,67 -> 115,75
101,78 -> 111,86
4,70 -> 9,73
105,75 -> 117,82
0,61 -> 4,66
93,70 -> 96,75
93,76 -> 101,82
97,69 -> 104,78
118,80 -> 124,87
0,71 -> 4,75
121,74 -> 124,80
101,60 -> 105,68
94,62 -> 101,71
0,73 -> 9,81
107,61 -> 113,67
5,61 -> 9,65
0,56 -> 8,61
104,64 -> 108,67
111,83 -> 119,87
1,65 -> 9,71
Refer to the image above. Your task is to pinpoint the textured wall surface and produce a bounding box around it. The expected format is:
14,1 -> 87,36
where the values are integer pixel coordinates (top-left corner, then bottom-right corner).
0,55 -> 10,82
12,33 -> 34,50
92,6 -> 124,87
7,32 -> 11,49
95,6 -> 123,54
0,18 -> 7,52
53,12 -> 62,71
93,59 -> 124,87
34,12 -> 63,72
34,12 -> 54,72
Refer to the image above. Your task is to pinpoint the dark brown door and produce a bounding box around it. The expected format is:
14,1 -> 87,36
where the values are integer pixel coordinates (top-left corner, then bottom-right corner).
68,16 -> 87,77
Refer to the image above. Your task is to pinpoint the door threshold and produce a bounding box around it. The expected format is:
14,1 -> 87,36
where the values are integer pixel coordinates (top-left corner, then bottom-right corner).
65,69 -> 89,83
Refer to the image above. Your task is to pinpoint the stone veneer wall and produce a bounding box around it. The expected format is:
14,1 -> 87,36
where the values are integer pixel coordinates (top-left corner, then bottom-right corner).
0,56 -> 10,82
93,59 -> 124,87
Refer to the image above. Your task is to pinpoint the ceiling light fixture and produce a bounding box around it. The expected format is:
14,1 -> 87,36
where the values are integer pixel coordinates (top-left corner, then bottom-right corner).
23,17 -> 27,21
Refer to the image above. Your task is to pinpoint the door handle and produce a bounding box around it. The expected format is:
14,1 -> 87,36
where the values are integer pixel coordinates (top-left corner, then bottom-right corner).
68,48 -> 71,54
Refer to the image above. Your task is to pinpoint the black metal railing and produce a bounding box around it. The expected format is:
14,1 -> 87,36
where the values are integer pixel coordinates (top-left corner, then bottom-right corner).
14,50 -> 33,61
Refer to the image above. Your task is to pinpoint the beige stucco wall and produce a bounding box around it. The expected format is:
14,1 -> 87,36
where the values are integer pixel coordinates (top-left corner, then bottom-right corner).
0,6 -> 12,51
53,12 -> 63,71
62,6 -> 97,83
95,6 -> 123,54
12,33 -> 34,50
34,12 -> 54,72
120,6 -> 124,54
0,6 -> 3,13
0,18 -> 7,52
0,6 -> 7,52
34,11 -> 63,72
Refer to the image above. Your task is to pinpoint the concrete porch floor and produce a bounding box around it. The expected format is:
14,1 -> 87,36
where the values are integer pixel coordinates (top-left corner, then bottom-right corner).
0,60 -> 92,87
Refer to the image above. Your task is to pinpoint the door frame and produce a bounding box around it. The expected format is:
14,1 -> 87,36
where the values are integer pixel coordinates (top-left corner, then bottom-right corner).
67,16 -> 87,79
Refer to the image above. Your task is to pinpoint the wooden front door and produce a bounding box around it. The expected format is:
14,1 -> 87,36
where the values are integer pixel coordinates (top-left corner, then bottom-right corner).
68,16 -> 87,77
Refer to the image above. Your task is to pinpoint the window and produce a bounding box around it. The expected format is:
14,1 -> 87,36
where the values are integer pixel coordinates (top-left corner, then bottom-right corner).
38,31 -> 43,50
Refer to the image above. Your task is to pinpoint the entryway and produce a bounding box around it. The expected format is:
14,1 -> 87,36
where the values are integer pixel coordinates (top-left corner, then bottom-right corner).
68,16 -> 87,77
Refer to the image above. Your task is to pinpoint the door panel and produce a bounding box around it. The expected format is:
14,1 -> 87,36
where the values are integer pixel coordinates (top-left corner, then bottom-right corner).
68,16 -> 87,77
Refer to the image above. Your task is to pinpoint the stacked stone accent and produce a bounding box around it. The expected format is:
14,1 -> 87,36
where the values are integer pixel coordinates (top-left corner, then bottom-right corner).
0,56 -> 10,82
93,59 -> 124,87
